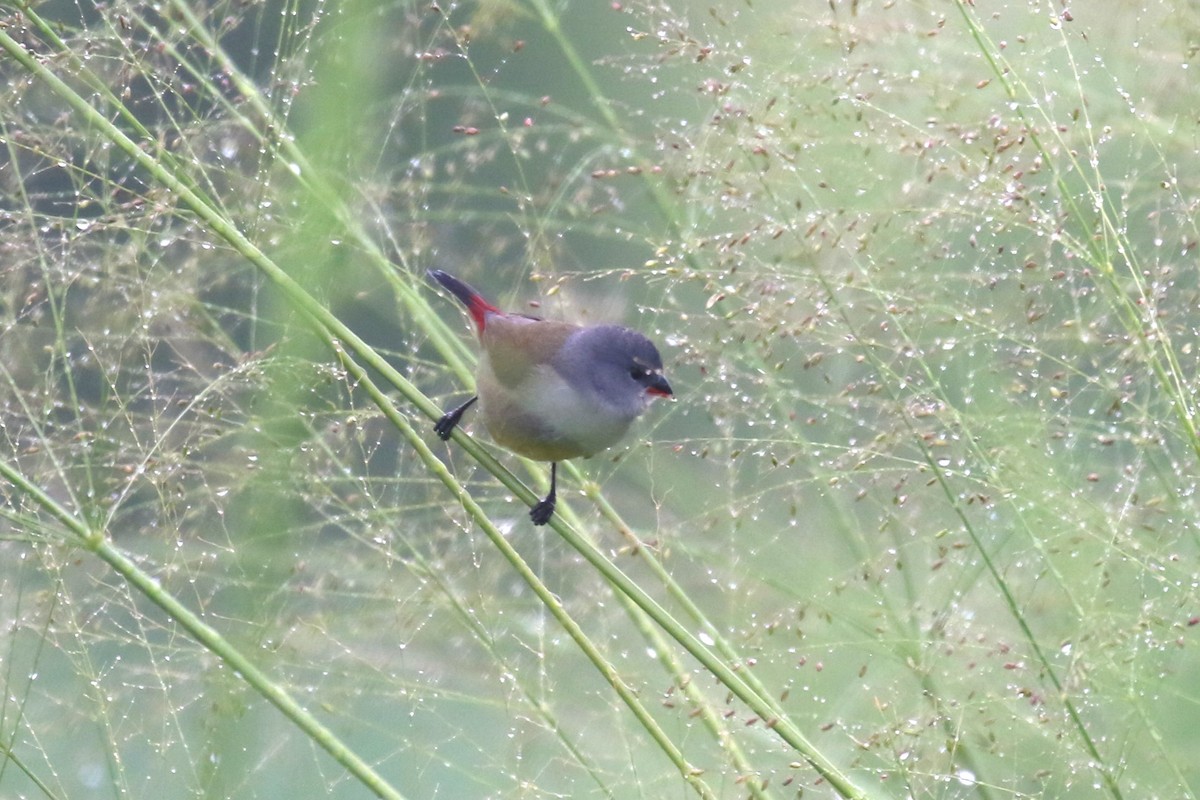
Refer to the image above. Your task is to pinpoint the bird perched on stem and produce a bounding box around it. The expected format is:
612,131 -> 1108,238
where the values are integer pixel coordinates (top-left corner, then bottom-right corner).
428,270 -> 672,525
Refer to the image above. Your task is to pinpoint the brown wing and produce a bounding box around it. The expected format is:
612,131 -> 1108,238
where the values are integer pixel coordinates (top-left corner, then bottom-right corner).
480,315 -> 577,387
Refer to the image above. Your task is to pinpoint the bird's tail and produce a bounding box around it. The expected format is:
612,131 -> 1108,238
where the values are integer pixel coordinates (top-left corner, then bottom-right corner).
427,270 -> 498,332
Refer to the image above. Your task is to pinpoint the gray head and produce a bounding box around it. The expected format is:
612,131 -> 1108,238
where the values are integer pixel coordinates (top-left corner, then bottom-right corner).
555,325 -> 672,417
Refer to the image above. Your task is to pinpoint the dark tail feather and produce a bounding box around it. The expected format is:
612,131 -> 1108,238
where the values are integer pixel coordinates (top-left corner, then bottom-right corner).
427,270 -> 498,331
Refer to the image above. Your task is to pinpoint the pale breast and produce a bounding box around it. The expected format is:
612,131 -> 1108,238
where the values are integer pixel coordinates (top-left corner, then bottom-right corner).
476,360 -> 635,461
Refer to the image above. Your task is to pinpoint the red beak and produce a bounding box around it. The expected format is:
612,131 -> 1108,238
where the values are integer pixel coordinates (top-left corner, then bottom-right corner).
645,374 -> 673,397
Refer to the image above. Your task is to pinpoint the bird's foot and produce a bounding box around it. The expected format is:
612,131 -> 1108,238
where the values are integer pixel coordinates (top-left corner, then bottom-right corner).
433,411 -> 460,440
529,462 -> 559,526
434,396 -> 477,440
529,497 -> 556,526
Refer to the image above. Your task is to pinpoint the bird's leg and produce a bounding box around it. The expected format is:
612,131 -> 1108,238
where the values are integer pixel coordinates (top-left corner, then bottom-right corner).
529,462 -> 557,526
434,396 -> 477,440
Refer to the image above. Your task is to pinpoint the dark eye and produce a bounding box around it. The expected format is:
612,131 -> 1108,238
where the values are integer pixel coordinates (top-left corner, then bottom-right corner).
630,366 -> 647,380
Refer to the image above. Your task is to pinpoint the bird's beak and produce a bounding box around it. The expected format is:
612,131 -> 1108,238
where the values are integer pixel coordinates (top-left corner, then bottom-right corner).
646,373 -> 673,398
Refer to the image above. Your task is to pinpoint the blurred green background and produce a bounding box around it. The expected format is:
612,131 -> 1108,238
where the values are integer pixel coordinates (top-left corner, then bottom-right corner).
1,0 -> 1198,797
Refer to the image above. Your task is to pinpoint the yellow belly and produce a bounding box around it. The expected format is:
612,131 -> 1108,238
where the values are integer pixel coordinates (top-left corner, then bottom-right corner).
476,361 -> 635,462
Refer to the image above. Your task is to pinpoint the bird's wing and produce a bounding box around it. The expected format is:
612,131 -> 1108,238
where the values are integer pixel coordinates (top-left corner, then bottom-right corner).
480,316 -> 578,387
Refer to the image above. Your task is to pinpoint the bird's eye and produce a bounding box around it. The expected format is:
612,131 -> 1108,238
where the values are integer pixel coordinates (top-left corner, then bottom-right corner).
630,366 -> 647,380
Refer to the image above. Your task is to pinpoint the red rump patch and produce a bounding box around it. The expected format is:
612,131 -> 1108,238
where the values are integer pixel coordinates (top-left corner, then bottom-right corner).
428,270 -> 500,333
464,293 -> 498,332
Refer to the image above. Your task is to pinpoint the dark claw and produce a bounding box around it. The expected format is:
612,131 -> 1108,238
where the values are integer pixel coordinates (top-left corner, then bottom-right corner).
529,497 -> 556,526
529,462 -> 558,526
434,396 -> 477,440
433,413 -> 458,440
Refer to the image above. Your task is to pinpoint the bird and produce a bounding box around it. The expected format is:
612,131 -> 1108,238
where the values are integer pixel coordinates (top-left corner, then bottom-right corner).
428,269 -> 672,525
